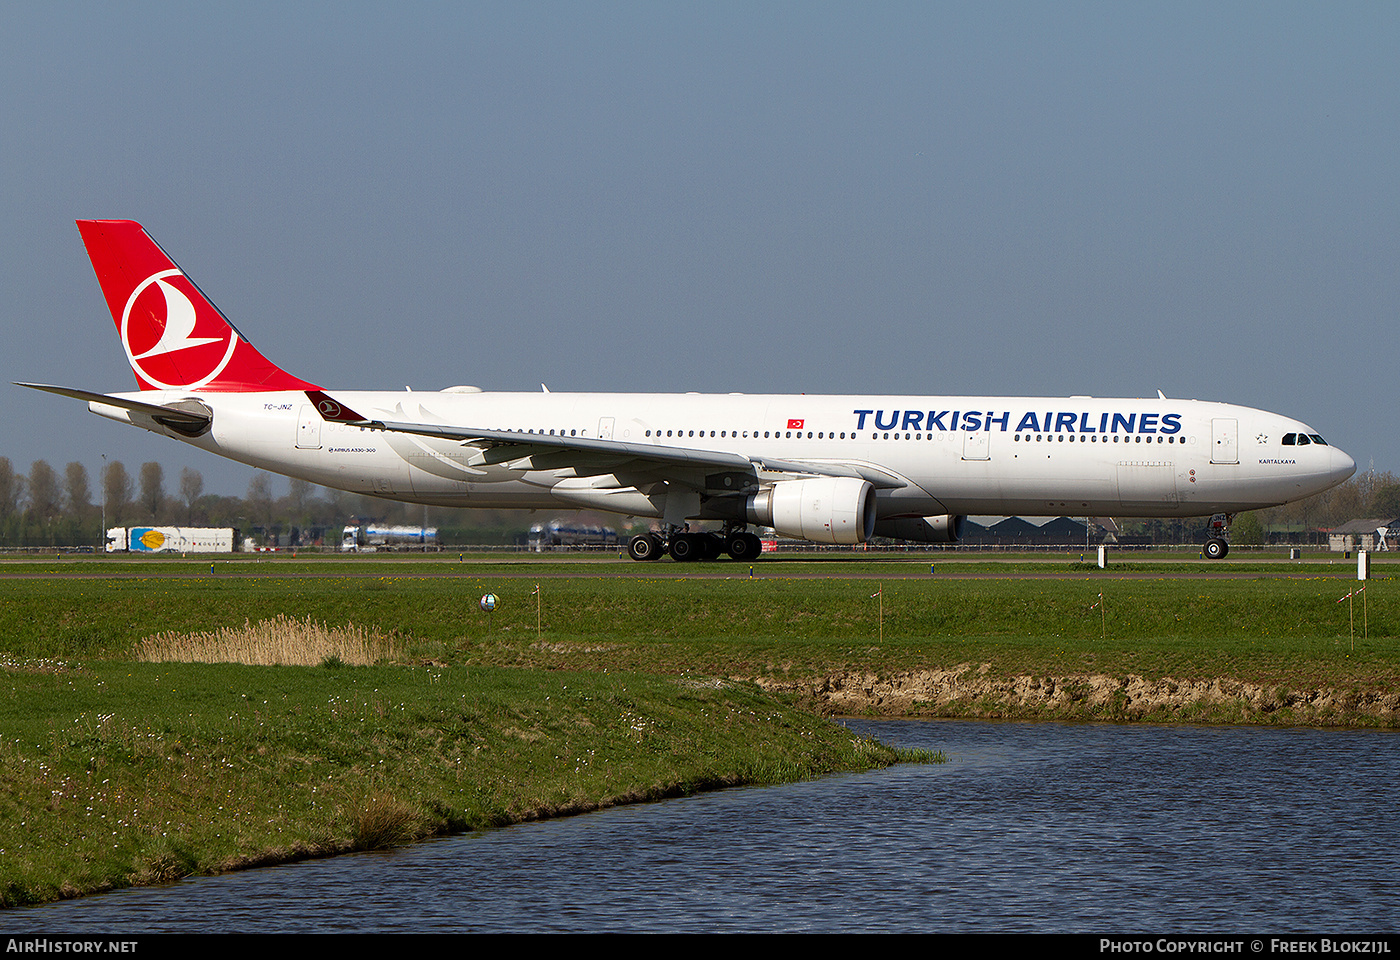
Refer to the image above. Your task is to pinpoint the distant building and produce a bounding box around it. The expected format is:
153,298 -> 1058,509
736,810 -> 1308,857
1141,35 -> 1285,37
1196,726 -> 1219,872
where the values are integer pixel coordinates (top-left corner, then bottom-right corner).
959,517 -> 1105,546
1327,518 -> 1398,552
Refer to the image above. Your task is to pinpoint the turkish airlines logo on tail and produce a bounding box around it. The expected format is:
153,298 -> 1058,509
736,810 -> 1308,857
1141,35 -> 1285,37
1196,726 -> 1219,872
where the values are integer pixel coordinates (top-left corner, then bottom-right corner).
121,269 -> 238,389
132,279 -> 220,359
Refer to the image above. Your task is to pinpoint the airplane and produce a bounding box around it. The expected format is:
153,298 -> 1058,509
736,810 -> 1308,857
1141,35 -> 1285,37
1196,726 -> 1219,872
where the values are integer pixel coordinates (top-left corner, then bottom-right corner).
21,219 -> 1356,562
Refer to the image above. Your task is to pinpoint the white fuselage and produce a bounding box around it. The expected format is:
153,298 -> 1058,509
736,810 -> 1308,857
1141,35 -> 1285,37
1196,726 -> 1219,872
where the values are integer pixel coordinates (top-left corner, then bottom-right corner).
93,389 -> 1357,523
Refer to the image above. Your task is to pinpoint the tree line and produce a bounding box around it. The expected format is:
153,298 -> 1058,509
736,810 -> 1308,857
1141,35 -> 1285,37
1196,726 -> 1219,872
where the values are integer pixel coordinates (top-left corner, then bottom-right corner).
0,455 -> 1396,550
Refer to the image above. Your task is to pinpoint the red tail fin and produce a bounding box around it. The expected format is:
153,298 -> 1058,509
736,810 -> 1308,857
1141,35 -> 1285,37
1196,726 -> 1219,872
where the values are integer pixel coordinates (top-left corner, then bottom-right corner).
76,220 -> 318,392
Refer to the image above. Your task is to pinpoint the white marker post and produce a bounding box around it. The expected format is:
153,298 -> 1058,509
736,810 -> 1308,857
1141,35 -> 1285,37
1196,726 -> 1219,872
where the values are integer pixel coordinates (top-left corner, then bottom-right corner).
533,583 -> 541,640
1359,552 -> 1369,645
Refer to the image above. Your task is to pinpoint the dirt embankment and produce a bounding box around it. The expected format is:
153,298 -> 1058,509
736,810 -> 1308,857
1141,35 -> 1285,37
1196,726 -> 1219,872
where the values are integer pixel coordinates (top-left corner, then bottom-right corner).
755,664 -> 1400,728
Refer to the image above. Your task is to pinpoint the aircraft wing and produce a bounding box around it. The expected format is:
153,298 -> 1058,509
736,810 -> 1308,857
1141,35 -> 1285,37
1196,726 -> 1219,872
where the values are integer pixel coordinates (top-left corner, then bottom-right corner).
307,391 -> 908,491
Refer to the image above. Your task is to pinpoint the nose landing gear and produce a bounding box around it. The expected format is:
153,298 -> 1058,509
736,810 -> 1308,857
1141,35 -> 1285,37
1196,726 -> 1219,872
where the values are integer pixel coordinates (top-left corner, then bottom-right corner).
1203,513 -> 1233,560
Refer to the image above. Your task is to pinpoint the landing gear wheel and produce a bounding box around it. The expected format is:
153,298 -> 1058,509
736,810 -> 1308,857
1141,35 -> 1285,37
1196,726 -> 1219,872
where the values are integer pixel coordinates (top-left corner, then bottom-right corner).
669,533 -> 702,562
727,532 -> 763,561
1204,537 -> 1229,560
699,533 -> 724,560
628,534 -> 665,562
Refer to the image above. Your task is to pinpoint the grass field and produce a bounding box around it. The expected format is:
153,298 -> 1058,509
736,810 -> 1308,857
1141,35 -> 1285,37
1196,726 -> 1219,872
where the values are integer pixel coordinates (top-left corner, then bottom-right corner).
0,552 -> 1393,906
2,553 -> 1393,684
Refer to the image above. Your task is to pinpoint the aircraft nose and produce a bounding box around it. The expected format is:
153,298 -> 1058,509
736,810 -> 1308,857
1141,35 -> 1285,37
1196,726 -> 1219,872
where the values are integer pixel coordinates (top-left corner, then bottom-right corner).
1330,446 -> 1357,485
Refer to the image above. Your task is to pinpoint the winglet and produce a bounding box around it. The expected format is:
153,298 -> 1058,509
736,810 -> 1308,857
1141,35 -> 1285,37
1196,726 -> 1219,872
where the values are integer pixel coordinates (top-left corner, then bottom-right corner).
305,390 -> 373,424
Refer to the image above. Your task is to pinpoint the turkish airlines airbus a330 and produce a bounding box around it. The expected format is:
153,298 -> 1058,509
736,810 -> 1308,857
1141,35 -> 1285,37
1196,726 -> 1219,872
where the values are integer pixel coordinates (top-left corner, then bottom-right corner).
22,220 -> 1355,561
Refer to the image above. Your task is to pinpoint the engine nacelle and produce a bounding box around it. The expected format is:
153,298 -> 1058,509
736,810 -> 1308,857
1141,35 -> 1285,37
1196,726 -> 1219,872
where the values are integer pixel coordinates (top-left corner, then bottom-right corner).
872,514 -> 966,544
747,477 -> 876,544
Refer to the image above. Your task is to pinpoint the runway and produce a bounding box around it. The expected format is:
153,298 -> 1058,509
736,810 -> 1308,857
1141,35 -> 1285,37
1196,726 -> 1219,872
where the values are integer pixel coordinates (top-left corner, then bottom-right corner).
0,553 -> 1384,581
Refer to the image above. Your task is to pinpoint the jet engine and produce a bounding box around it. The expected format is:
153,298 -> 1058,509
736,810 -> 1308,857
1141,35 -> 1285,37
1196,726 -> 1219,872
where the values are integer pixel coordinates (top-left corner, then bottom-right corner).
746,477 -> 876,544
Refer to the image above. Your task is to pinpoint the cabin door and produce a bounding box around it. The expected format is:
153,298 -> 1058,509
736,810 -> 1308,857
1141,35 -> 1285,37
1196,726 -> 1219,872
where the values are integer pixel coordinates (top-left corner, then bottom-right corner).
1210,418 -> 1238,464
296,405 -> 321,449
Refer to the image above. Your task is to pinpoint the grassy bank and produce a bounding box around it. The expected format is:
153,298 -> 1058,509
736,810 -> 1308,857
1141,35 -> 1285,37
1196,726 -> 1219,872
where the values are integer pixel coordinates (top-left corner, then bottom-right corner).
0,658 -> 904,907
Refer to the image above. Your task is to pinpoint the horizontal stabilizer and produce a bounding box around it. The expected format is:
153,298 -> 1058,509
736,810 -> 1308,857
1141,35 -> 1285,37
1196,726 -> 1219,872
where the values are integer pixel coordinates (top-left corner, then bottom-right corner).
16,382 -> 212,434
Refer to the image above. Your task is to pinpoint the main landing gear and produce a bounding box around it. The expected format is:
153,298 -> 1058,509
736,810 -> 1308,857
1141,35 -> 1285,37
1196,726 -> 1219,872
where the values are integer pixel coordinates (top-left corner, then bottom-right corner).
627,525 -> 763,562
1203,513 -> 1233,560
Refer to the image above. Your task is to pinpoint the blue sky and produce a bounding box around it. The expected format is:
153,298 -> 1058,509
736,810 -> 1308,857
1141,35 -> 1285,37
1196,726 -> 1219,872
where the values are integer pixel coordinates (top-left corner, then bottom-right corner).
4,2 -> 1396,497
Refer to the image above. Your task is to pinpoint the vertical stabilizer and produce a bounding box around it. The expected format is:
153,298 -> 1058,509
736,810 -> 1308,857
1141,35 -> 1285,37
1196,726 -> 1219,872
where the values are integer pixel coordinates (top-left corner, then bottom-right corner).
76,219 -> 318,392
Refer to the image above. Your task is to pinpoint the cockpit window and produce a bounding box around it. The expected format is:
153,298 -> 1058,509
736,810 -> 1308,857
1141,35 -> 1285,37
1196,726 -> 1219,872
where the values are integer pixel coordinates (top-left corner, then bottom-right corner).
1309,434 -> 1327,445
1296,434 -> 1311,445
1282,433 -> 1296,445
